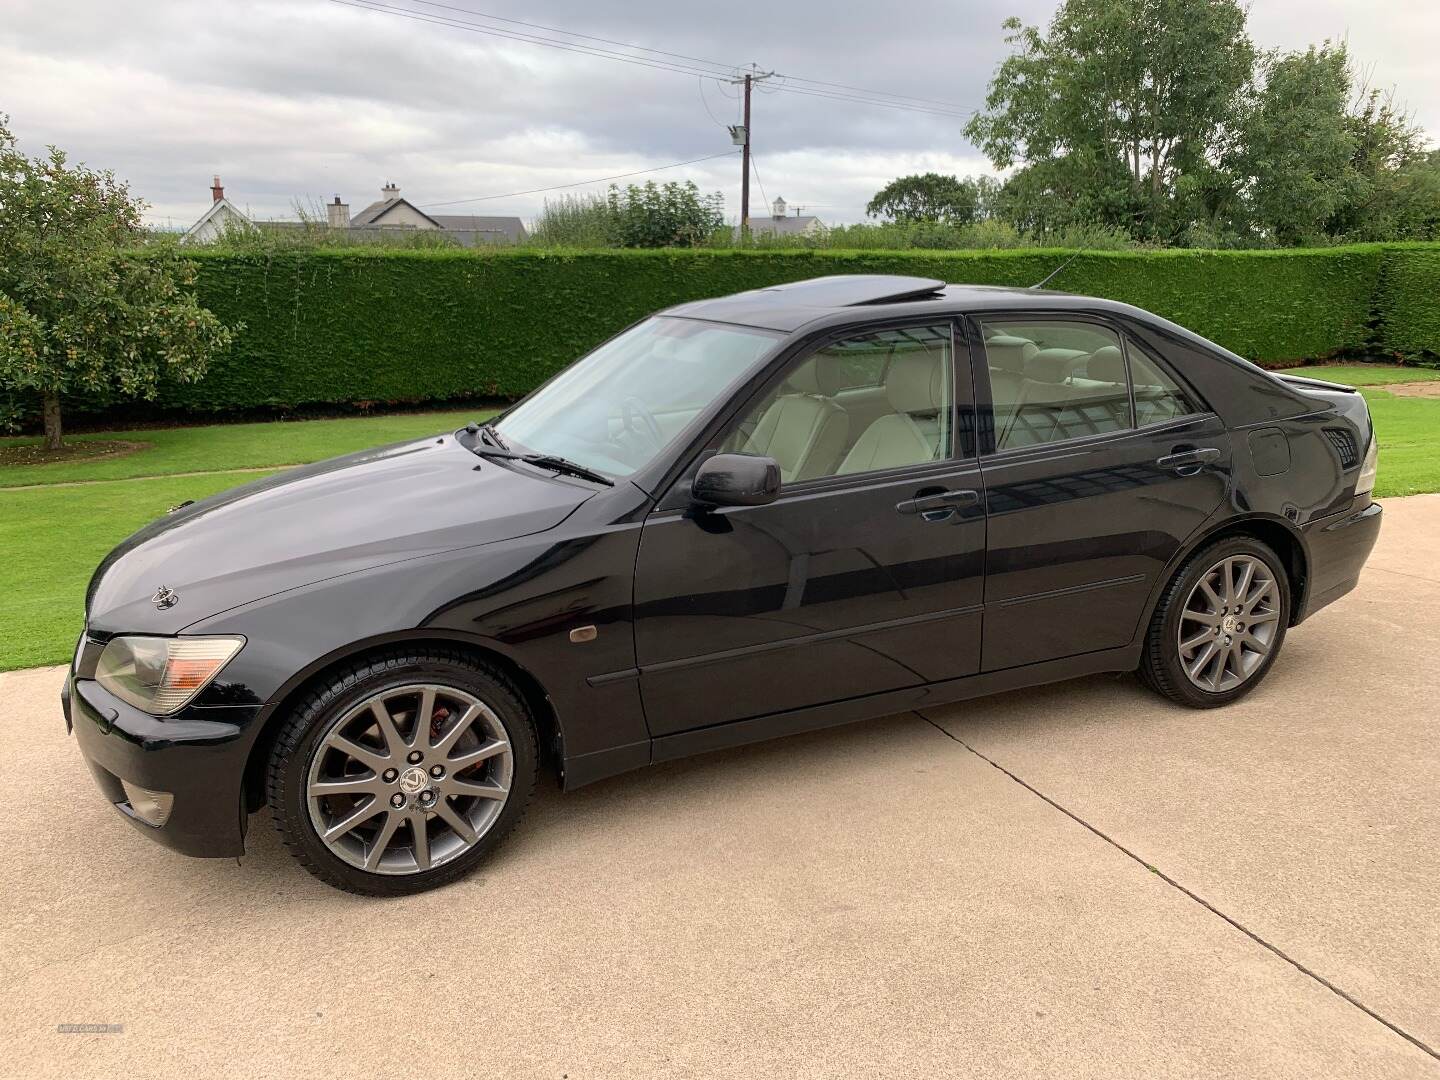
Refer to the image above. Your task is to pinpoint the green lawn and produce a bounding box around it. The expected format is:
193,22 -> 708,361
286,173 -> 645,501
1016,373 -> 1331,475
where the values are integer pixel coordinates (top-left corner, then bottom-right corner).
1273,364 -> 1440,387
1,472 -> 280,670
0,408 -> 494,487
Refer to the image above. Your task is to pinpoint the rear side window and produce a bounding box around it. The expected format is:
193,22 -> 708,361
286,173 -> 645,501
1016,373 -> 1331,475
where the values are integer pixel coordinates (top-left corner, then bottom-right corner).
979,320 -> 1130,451
1127,341 -> 1199,424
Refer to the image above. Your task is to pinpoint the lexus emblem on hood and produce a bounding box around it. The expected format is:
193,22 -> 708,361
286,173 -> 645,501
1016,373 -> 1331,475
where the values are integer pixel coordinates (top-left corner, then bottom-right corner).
151,586 -> 180,610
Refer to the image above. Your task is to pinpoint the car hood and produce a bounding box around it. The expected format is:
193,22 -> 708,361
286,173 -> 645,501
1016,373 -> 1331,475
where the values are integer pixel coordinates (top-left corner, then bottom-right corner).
86,435 -> 595,634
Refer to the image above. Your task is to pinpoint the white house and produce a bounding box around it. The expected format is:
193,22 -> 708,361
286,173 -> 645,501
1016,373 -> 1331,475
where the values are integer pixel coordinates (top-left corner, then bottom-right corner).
181,177 -> 252,244
740,196 -> 824,238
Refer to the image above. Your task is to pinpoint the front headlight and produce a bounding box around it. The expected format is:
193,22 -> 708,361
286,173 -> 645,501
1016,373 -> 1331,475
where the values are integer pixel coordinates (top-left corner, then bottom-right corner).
1356,436 -> 1378,496
95,635 -> 245,715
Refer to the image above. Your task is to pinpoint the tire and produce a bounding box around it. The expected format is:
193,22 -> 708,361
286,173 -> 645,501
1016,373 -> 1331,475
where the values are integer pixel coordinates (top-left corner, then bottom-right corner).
1139,536 -> 1292,709
266,648 -> 538,896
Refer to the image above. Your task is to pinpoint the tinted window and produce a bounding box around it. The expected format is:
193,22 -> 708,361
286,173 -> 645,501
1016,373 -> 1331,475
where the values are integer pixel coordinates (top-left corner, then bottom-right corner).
1128,341 -> 1200,425
980,320 -> 1130,451
723,325 -> 954,482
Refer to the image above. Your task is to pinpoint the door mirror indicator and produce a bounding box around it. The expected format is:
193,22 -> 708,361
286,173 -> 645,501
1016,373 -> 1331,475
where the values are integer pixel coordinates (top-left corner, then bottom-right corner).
692,454 -> 782,508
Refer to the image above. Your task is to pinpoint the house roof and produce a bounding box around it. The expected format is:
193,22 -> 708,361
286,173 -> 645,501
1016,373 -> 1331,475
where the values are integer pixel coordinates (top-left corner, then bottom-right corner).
430,214 -> 527,243
741,214 -> 821,236
182,197 -> 251,241
349,196 -> 444,229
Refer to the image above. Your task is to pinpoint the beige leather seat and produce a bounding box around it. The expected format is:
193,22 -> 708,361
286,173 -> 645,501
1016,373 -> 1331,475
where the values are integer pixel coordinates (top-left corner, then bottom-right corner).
999,344 -> 1130,448
739,355 -> 850,482
837,348 -> 948,474
983,335 -> 1039,433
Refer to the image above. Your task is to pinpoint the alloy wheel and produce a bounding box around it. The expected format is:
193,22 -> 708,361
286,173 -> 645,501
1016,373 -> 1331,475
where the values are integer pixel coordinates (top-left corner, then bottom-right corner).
1177,554 -> 1282,693
305,684 -> 513,875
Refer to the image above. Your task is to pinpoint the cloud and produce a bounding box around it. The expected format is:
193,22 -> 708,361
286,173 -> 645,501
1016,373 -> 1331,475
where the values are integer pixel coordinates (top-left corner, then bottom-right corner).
2,0 -> 1434,229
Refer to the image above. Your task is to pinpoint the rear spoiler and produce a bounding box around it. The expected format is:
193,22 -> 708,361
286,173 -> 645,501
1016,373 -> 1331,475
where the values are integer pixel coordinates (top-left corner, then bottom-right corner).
1273,372 -> 1358,394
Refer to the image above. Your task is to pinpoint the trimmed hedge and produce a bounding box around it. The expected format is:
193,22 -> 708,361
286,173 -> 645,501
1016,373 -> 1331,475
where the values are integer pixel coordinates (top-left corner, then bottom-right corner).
1375,244 -> 1440,364
16,242 -> 1440,422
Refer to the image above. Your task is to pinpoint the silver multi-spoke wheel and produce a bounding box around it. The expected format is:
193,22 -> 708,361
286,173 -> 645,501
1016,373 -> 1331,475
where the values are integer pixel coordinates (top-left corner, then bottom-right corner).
305,683 -> 513,875
1177,554 -> 1282,693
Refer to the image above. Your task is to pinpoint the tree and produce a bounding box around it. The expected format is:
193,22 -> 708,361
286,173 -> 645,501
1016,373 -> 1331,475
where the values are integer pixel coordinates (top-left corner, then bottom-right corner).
865,173 -> 996,225
965,0 -> 1255,240
0,118 -> 234,449
1227,45 -> 1356,245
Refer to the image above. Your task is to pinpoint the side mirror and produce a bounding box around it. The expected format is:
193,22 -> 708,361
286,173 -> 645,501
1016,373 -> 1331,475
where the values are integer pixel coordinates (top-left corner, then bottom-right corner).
692,453 -> 781,508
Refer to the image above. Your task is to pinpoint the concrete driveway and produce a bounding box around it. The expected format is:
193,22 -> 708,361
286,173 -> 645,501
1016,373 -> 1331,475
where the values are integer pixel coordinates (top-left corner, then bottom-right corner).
3,496 -> 1438,1079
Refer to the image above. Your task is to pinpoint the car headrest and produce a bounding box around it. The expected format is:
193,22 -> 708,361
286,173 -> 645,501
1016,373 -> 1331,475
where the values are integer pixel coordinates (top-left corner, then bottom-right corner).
985,336 -> 1039,375
886,348 -> 945,414
785,353 -> 850,397
1026,352 -> 1069,383
1085,345 -> 1126,384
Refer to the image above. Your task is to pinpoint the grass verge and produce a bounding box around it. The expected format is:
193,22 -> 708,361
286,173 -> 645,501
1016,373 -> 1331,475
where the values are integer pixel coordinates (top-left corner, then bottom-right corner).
0,408 -> 493,487
0,472 -> 279,671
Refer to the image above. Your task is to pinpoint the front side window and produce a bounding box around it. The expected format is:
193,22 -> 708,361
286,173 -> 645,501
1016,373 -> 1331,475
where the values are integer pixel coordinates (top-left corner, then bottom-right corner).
496,317 -> 780,477
979,319 -> 1131,451
721,324 -> 954,483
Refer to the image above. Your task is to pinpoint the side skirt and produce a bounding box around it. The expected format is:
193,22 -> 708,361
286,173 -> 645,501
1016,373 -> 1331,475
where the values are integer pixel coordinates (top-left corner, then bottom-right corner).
561,644 -> 1141,788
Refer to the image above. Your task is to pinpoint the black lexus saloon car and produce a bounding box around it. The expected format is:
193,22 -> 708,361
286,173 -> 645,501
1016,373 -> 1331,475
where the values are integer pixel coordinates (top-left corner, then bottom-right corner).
66,275 -> 1382,894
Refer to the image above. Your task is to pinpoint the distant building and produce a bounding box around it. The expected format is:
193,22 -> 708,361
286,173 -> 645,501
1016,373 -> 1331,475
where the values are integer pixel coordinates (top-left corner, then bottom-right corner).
182,177 -> 253,244
182,179 -> 526,246
739,196 -> 823,238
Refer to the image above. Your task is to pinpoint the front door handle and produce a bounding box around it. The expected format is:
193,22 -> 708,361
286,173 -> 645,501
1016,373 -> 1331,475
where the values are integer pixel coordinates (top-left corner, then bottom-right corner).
896,488 -> 980,521
1156,447 -> 1220,474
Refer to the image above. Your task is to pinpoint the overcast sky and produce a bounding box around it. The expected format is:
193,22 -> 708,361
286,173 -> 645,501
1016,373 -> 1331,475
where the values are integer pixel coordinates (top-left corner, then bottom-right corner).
2,0 -> 1437,230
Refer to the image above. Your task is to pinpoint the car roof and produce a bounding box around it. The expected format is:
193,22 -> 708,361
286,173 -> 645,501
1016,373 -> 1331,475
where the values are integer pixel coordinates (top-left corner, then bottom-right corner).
662,274 -> 1149,333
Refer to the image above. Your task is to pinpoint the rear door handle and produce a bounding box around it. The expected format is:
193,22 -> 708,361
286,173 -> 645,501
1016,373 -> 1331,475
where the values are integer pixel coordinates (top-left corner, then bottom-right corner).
1156,448 -> 1220,474
896,488 -> 980,521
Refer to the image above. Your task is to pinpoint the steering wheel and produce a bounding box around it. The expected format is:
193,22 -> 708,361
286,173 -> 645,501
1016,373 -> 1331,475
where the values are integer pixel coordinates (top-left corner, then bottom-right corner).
621,396 -> 665,451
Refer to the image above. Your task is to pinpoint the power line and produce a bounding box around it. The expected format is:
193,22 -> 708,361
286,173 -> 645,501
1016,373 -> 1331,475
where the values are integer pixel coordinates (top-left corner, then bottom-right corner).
697,76 -> 729,129
748,150 -> 771,211
405,0 -> 977,111
770,83 -> 975,120
773,74 -> 976,112
329,0 -> 977,121
419,150 -> 739,208
402,0 -> 737,74
328,1 -> 728,81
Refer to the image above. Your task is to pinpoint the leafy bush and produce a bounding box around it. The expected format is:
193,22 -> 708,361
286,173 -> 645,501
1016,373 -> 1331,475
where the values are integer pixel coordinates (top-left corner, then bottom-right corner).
39,242 -> 1439,424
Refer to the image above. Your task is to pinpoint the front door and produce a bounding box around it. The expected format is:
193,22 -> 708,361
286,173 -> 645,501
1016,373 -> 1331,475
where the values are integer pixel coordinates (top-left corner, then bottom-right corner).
633,320 -> 986,736
971,314 -> 1230,671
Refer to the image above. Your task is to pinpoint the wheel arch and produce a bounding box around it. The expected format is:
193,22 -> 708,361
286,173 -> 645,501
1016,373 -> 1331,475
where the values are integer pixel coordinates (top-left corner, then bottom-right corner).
240,629 -> 563,818
1138,513 -> 1310,641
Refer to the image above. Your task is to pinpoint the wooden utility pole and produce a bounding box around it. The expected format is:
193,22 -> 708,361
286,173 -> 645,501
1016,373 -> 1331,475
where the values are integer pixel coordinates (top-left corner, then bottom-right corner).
731,66 -> 773,239
740,72 -> 753,237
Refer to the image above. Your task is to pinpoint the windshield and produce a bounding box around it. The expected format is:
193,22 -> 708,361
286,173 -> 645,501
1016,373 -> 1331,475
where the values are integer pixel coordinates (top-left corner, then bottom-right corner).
495,317 -> 781,478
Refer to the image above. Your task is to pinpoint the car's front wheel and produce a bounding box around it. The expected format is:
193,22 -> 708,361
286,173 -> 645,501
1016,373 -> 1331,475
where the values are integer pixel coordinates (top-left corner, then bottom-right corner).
266,649 -> 537,895
1139,536 -> 1291,708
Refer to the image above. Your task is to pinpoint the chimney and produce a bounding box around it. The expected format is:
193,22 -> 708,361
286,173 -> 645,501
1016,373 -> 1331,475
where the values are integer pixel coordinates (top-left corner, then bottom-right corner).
381,182 -> 400,200
772,195 -> 786,220
211,175 -> 225,203
327,195 -> 350,229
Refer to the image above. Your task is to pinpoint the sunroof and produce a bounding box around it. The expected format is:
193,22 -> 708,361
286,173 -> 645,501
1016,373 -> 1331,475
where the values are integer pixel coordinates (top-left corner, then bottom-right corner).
757,275 -> 947,307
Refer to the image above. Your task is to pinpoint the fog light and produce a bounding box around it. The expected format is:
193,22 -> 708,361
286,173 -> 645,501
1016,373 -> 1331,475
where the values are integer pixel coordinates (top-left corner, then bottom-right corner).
120,780 -> 174,827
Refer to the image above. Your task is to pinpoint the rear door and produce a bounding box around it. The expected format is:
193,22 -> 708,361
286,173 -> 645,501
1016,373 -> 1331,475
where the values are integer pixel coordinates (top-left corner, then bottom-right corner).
633,318 -> 987,736
971,313 -> 1230,671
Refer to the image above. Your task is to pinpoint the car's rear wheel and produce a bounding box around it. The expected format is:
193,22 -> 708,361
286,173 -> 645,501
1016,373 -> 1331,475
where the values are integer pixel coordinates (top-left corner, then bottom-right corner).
1139,536 -> 1291,708
266,649 -> 537,895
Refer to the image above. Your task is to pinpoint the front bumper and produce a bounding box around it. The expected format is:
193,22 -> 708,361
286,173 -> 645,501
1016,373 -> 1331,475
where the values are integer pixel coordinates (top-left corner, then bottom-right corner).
1295,497 -> 1383,623
65,672 -> 259,858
